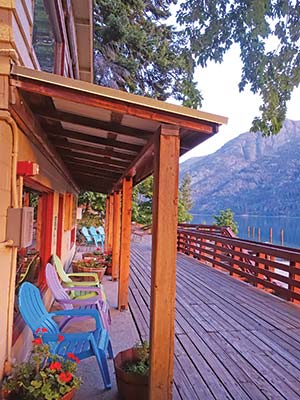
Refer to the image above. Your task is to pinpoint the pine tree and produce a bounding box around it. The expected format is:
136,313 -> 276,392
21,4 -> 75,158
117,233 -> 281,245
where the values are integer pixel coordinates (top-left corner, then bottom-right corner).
93,0 -> 202,107
178,173 -> 193,223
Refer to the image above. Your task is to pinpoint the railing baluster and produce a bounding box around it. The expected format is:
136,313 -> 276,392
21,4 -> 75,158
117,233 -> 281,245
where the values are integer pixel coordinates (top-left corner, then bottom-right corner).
289,261 -> 300,304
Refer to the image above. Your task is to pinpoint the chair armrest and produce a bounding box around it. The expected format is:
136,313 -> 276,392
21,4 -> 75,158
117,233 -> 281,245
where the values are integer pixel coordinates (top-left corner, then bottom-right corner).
63,280 -> 99,287
64,286 -> 103,295
68,272 -> 99,280
50,309 -> 102,330
57,297 -> 100,306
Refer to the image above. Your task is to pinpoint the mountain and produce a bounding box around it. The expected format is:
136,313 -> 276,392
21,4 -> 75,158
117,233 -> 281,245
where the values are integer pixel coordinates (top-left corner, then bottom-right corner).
180,120 -> 300,217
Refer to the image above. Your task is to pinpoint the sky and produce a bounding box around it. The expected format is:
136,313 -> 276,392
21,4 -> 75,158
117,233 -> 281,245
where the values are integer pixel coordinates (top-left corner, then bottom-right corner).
179,44 -> 300,163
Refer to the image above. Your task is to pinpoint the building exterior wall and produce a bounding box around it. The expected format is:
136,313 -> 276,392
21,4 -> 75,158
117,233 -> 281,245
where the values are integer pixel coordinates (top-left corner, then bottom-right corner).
0,0 -> 83,377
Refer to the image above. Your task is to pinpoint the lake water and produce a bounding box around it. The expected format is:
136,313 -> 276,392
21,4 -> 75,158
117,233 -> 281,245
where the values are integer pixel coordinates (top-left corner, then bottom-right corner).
191,214 -> 300,249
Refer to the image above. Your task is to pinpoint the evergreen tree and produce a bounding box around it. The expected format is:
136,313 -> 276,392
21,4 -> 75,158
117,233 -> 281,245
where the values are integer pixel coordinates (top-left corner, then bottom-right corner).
177,0 -> 300,136
178,173 -> 193,223
94,0 -> 202,107
213,208 -> 238,234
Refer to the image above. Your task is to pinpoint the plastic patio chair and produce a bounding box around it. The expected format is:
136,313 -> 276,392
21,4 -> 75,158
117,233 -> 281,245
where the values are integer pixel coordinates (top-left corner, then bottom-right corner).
96,226 -> 105,251
89,226 -> 102,247
18,282 -> 113,389
81,226 -> 93,244
46,263 -> 111,330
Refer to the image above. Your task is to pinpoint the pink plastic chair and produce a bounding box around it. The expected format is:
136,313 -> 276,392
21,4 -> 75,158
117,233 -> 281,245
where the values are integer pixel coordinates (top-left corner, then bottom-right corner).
45,263 -> 111,330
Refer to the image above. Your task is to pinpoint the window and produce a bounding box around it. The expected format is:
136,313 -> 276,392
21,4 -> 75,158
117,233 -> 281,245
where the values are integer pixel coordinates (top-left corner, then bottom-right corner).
32,0 -> 55,73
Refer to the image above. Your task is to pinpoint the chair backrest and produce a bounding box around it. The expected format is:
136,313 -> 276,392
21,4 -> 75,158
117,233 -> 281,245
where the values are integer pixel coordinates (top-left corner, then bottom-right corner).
46,263 -> 73,310
19,282 -> 59,335
81,226 -> 92,241
89,226 -> 98,237
97,226 -> 105,236
52,254 -> 72,284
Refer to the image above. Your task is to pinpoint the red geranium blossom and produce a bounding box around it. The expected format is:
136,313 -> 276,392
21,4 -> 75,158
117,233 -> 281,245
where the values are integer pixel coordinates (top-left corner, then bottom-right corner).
58,371 -> 73,383
32,337 -> 42,345
49,361 -> 62,371
58,335 -> 64,342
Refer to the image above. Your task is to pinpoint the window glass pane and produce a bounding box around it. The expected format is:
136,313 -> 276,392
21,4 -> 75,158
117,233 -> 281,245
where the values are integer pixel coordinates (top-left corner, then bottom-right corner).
32,0 -> 55,73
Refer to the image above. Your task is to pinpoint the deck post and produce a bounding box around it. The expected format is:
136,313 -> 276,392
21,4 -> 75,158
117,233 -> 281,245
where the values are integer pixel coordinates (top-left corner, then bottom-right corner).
118,176 -> 133,310
108,194 -> 114,251
112,191 -> 121,281
149,125 -> 180,400
104,196 -> 110,252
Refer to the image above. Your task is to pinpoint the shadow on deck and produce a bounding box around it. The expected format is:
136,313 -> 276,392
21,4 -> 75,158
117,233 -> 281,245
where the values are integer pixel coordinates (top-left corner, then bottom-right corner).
74,239 -> 300,399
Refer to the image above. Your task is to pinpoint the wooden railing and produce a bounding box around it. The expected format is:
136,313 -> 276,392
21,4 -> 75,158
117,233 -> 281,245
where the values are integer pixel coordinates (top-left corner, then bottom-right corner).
177,226 -> 300,303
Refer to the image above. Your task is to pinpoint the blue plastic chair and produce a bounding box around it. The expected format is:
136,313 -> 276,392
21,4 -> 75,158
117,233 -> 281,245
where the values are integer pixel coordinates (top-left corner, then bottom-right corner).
97,226 -> 105,251
18,282 -> 113,389
89,226 -> 102,247
81,227 -> 93,244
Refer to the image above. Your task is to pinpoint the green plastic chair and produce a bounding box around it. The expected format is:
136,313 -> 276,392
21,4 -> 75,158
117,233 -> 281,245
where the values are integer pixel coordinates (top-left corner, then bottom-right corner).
52,255 -> 103,300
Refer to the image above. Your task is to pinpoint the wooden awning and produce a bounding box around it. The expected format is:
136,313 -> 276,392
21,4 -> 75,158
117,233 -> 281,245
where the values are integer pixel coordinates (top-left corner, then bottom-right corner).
10,66 -> 227,194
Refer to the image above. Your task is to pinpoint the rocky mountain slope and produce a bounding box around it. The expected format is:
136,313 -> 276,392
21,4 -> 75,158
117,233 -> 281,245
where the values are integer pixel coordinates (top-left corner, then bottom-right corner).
180,120 -> 300,216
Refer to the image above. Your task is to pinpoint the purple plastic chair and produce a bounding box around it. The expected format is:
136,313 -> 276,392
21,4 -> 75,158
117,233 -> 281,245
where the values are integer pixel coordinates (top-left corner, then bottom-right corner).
46,263 -> 111,330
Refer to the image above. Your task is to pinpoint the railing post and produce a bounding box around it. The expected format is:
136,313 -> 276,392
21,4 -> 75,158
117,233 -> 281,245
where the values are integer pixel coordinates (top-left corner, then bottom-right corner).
289,261 -> 300,304
255,253 -> 265,288
213,241 -> 222,270
230,246 -> 240,278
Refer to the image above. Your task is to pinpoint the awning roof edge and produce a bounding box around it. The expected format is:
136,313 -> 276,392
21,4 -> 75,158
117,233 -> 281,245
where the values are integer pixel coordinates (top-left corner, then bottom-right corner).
11,66 -> 228,126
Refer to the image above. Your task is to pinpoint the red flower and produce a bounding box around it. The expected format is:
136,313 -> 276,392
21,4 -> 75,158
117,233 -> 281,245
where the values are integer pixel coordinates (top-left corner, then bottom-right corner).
67,352 -> 80,364
58,335 -> 64,342
49,361 -> 62,371
58,371 -> 73,383
41,328 -> 48,333
35,328 -> 41,334
32,337 -> 42,345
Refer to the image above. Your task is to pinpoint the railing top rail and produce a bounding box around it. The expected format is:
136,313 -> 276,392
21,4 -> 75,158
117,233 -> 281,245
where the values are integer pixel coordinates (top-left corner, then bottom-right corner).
177,228 -> 300,259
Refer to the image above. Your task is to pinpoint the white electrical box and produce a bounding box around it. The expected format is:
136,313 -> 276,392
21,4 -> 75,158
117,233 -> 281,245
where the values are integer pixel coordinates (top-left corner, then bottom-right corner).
6,207 -> 34,248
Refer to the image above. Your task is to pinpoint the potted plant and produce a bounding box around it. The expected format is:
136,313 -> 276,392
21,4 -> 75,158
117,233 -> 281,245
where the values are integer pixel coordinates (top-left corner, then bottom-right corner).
103,252 -> 112,275
114,341 -> 149,400
73,259 -> 107,281
1,329 -> 81,400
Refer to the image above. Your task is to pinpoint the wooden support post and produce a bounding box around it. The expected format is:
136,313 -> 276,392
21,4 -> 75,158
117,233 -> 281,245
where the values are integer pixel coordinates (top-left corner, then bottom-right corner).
252,226 -> 255,238
107,194 -> 114,251
104,196 -> 110,252
258,227 -> 261,241
149,125 -> 180,400
112,191 -> 121,281
269,227 -> 273,244
289,261 -> 300,304
247,226 -> 250,238
280,229 -> 284,246
255,253 -> 265,288
118,177 -> 133,311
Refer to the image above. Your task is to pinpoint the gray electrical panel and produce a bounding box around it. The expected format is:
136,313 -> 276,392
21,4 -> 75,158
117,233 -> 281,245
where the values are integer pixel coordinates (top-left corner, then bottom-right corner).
6,207 -> 34,248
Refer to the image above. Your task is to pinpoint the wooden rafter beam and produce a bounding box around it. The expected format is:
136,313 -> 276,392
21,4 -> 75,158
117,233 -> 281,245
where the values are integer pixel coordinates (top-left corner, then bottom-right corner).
65,162 -> 122,179
33,108 -> 150,140
61,155 -> 125,173
53,138 -> 135,161
47,127 -> 142,152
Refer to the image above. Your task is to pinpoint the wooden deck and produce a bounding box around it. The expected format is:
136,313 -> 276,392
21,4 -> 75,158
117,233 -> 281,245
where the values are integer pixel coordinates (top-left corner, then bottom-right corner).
129,240 -> 300,400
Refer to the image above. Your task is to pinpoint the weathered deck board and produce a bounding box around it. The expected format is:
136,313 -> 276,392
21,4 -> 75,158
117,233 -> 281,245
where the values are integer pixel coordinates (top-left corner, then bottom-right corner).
129,241 -> 300,400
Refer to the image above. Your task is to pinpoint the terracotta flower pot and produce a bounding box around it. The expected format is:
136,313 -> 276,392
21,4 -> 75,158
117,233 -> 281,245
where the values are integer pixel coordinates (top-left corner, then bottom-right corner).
76,264 -> 107,282
61,388 -> 76,400
1,388 -> 76,400
114,348 -> 149,400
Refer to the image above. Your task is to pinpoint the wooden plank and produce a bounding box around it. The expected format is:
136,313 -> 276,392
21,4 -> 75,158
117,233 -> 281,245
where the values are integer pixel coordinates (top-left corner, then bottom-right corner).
118,177 -> 133,310
149,125 -> 180,400
112,191 -> 121,281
